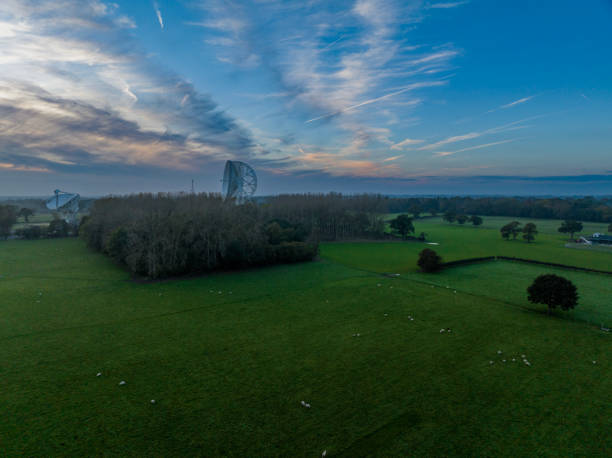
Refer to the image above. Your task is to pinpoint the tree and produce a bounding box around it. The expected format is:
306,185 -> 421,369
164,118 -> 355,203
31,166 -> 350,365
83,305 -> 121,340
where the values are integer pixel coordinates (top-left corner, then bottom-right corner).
456,214 -> 468,225
500,221 -> 521,240
558,220 -> 583,240
527,274 -> 578,315
18,207 -> 34,223
47,219 -> 70,238
417,248 -> 443,273
443,211 -> 456,224
409,204 -> 422,219
389,214 -> 414,240
522,222 -> 538,243
15,226 -> 42,240
0,205 -> 17,239
470,215 -> 483,226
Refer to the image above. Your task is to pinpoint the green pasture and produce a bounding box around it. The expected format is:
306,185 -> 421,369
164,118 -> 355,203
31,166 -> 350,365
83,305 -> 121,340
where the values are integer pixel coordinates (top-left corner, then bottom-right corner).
327,216 -> 612,273
12,212 -> 55,231
467,216 -> 609,235
2,232 -> 612,455
400,214 -> 610,236
412,260 -> 612,326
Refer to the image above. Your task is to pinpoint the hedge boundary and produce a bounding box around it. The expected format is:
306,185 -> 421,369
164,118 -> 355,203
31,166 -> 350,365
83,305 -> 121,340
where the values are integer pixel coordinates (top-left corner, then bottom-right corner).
442,256 -> 612,276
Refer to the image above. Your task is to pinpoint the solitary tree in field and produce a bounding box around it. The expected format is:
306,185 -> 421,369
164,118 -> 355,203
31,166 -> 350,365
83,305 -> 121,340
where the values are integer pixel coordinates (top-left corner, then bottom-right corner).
522,222 -> 538,243
527,274 -> 578,315
500,221 -> 521,240
18,207 -> 34,223
558,220 -> 583,240
443,211 -> 456,224
470,215 -> 483,226
456,214 -> 469,225
417,248 -> 443,273
389,214 -> 414,240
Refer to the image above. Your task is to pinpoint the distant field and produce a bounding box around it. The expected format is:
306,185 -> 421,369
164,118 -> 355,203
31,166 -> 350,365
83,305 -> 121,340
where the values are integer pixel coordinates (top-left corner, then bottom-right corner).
392,214 -> 610,236
325,216 -> 612,274
2,226 -> 612,455
462,215 -> 610,236
12,213 -> 55,230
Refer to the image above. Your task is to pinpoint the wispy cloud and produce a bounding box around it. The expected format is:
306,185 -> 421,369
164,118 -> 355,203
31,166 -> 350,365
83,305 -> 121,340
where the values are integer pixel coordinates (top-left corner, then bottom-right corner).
0,162 -> 50,173
191,0 -> 460,168
420,132 -> 481,150
486,95 -> 535,113
500,95 -> 534,109
153,1 -> 164,29
433,139 -> 519,157
305,83 -> 439,123
420,116 -> 540,151
391,138 -> 424,150
427,1 -> 470,9
0,0 -> 254,175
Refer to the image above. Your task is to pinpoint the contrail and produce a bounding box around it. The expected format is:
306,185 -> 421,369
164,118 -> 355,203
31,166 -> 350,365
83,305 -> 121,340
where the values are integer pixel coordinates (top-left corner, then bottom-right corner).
433,138 -> 519,157
500,95 -> 534,109
154,1 -> 164,29
305,82 -> 443,123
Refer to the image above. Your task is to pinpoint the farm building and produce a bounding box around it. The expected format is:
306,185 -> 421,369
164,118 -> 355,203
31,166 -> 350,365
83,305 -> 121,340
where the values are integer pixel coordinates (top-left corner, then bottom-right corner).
588,233 -> 612,245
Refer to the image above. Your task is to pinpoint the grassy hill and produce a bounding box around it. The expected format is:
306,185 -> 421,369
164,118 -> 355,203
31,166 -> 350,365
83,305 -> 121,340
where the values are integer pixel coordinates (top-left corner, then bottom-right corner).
1,221 -> 612,455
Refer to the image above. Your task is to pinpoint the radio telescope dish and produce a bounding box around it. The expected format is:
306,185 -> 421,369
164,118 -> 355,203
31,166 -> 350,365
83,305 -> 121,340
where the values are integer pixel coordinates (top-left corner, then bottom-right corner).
46,189 -> 80,223
222,160 -> 257,203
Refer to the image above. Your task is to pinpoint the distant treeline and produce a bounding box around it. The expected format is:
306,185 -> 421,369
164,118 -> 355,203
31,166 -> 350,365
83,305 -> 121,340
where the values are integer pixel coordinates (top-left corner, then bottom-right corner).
262,194 -> 612,223
260,194 -> 612,229
81,193 -> 319,279
384,196 -> 612,222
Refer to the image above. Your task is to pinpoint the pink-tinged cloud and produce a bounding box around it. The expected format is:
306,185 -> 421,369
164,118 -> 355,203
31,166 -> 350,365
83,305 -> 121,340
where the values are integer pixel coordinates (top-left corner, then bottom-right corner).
0,162 -> 50,172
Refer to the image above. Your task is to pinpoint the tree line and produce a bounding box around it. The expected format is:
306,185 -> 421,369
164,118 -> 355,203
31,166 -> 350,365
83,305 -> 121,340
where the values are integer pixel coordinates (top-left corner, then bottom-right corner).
262,194 -> 612,223
260,193 -> 387,241
384,196 -> 612,222
81,193 -> 320,279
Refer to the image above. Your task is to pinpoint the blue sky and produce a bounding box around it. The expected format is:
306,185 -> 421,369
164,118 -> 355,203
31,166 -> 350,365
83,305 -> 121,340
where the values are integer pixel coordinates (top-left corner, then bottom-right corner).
0,0 -> 611,196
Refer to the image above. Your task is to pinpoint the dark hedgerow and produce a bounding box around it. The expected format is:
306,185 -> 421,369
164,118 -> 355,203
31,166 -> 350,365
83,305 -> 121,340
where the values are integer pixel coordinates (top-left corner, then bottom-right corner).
81,193 -> 319,279
15,225 -> 43,240
417,248 -> 443,273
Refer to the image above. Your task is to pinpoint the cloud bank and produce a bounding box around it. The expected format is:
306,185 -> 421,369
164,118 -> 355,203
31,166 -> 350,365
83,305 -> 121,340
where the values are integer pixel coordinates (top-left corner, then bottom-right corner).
0,0 -> 253,177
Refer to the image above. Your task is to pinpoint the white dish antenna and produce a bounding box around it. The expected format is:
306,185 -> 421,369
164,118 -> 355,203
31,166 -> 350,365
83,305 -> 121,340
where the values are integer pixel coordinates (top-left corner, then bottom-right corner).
222,160 -> 257,203
46,189 -> 80,223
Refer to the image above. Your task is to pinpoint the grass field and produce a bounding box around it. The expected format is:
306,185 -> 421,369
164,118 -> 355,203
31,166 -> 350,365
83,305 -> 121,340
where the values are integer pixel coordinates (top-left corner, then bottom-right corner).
413,261 -> 612,326
326,216 -> 612,273
12,213 -> 55,231
2,223 -> 612,455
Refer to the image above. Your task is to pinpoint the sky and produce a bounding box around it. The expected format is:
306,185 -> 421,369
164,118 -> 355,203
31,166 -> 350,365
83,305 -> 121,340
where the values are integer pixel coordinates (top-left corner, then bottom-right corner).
0,0 -> 611,196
